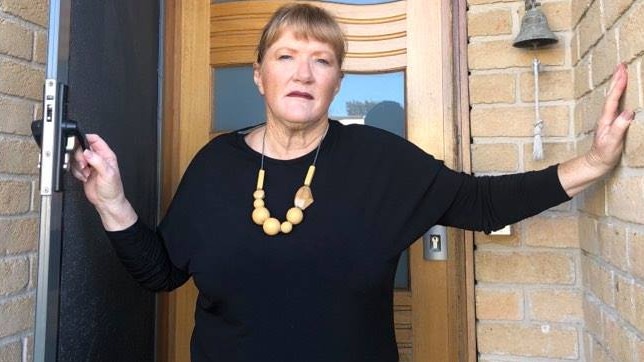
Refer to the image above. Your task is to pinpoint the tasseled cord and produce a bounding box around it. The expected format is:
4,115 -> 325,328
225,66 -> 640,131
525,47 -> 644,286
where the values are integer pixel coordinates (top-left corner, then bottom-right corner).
532,57 -> 544,161
533,119 -> 544,160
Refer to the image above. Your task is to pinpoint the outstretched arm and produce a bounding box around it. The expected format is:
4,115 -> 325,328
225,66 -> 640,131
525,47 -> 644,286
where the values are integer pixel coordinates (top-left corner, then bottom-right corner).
558,63 -> 633,197
71,134 -> 138,231
436,64 -> 632,233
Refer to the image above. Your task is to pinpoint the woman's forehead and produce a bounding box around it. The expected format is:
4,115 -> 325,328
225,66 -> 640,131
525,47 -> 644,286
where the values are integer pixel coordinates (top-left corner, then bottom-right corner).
270,28 -> 335,51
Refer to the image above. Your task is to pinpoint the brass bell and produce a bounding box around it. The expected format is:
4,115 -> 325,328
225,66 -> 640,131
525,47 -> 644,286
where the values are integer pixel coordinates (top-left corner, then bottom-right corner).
513,0 -> 558,48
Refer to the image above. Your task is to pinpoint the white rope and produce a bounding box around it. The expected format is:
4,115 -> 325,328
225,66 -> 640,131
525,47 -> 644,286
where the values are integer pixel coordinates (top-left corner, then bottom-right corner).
533,119 -> 544,160
532,57 -> 544,160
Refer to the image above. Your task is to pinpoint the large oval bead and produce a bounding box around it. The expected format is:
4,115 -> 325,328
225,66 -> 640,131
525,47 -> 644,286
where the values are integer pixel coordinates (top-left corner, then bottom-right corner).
252,207 -> 270,225
263,217 -> 281,236
286,207 -> 304,225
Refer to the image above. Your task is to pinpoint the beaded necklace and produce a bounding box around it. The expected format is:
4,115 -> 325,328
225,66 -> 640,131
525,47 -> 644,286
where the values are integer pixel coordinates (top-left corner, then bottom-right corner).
251,124 -> 329,236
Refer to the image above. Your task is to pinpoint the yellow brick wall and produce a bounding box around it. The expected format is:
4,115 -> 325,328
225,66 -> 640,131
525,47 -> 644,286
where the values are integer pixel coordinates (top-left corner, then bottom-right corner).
573,0 -> 644,360
469,0 -> 644,360
0,0 -> 47,360
469,0 -> 581,360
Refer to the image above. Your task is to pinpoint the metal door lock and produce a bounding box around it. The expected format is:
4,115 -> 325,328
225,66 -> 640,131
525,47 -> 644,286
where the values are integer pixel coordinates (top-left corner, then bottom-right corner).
429,234 -> 441,251
423,225 -> 448,261
30,80 -> 88,193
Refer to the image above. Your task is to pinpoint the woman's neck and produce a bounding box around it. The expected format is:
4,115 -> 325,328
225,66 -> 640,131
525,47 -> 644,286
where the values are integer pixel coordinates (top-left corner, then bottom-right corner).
248,119 -> 329,160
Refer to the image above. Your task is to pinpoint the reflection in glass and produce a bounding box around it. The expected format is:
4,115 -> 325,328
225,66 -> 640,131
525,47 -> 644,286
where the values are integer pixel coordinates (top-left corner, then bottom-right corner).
330,72 -> 405,136
212,67 -> 409,289
213,67 -> 264,132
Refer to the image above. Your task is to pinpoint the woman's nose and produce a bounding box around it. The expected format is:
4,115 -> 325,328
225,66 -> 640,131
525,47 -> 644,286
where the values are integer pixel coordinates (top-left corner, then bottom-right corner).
294,59 -> 313,82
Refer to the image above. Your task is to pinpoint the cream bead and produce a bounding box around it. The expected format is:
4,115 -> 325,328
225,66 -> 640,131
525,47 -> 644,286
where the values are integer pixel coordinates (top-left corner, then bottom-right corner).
286,207 -> 304,225
253,199 -> 265,208
252,207 -> 270,225
262,217 -> 281,236
253,189 -> 265,199
256,169 -> 265,190
304,165 -> 316,187
280,221 -> 293,234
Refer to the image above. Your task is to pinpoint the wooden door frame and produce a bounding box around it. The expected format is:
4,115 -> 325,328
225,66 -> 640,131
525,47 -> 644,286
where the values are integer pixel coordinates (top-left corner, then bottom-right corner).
455,0 -> 477,359
158,1 -> 475,361
406,1 -> 474,361
158,1 -> 211,361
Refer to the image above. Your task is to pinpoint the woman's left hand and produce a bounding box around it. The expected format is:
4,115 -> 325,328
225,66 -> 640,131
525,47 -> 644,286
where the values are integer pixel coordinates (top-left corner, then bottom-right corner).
585,63 -> 633,174
558,63 -> 633,197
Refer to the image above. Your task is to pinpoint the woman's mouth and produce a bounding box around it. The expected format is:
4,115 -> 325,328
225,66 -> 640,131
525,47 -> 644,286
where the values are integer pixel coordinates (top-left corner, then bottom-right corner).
287,91 -> 313,99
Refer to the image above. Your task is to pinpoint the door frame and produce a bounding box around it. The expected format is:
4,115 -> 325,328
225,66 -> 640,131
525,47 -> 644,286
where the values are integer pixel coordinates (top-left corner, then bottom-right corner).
158,1 -> 475,361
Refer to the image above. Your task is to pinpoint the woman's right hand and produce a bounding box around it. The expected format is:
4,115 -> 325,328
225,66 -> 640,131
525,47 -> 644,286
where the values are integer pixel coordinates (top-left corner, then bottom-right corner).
71,134 -> 138,231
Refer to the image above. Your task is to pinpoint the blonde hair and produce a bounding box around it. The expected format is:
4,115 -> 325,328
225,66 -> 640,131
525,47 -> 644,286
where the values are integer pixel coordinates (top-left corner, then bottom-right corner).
256,3 -> 346,68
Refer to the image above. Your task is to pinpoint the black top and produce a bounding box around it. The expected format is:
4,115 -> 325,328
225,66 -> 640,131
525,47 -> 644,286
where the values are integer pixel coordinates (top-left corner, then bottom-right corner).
107,121 -> 570,361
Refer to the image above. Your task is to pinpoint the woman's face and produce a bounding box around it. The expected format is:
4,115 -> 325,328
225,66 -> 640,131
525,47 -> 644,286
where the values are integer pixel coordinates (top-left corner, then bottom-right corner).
254,29 -> 342,130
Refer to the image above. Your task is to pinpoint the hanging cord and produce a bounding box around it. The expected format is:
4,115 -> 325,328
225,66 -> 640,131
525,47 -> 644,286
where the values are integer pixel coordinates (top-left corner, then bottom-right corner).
532,57 -> 544,160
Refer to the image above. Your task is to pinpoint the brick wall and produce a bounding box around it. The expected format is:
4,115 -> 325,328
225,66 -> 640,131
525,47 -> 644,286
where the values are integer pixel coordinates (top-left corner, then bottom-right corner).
469,0 -> 644,360
573,0 -> 644,360
469,0 -> 582,360
0,0 -> 48,361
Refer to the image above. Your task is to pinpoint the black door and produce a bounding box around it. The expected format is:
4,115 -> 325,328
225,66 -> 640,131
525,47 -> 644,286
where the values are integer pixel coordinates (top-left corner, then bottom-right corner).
35,1 -> 159,360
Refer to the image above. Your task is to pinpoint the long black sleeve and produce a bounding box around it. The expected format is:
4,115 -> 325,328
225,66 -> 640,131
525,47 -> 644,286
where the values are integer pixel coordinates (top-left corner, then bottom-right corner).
436,164 -> 571,233
105,219 -> 190,292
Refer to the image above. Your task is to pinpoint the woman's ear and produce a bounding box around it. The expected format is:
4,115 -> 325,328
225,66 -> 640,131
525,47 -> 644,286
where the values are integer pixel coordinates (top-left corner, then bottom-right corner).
253,62 -> 265,95
334,73 -> 343,94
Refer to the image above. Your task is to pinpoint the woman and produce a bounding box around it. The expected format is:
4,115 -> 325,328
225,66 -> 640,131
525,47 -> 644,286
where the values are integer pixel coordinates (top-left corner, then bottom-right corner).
72,4 -> 632,361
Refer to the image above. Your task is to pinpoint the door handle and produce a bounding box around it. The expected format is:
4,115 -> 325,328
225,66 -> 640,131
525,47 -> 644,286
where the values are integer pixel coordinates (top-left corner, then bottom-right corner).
31,80 -> 88,193
423,225 -> 447,261
32,118 -> 88,152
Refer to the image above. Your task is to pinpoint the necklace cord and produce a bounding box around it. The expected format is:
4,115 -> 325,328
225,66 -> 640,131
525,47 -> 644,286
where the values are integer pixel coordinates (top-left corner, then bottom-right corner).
260,122 -> 329,169
253,122 -> 330,236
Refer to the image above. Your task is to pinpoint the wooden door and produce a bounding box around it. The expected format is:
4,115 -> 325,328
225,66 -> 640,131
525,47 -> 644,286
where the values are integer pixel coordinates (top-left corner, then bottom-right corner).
160,1 -> 475,361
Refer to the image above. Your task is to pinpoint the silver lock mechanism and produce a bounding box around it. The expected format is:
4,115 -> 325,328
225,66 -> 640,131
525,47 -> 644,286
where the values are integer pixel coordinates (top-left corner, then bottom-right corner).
423,225 -> 448,261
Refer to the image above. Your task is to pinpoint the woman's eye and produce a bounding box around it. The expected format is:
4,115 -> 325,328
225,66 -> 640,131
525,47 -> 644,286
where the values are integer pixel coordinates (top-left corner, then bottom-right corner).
278,54 -> 292,60
316,58 -> 330,65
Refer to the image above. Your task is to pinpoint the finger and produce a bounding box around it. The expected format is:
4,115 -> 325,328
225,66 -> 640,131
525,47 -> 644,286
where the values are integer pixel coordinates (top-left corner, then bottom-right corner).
69,149 -> 87,178
69,162 -> 88,180
72,147 -> 88,169
71,166 -> 87,182
83,149 -> 111,177
81,165 -> 91,179
600,64 -> 628,127
609,110 -> 634,137
86,134 -> 117,161
603,65 -> 627,114
609,63 -> 628,94
605,63 -> 624,96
